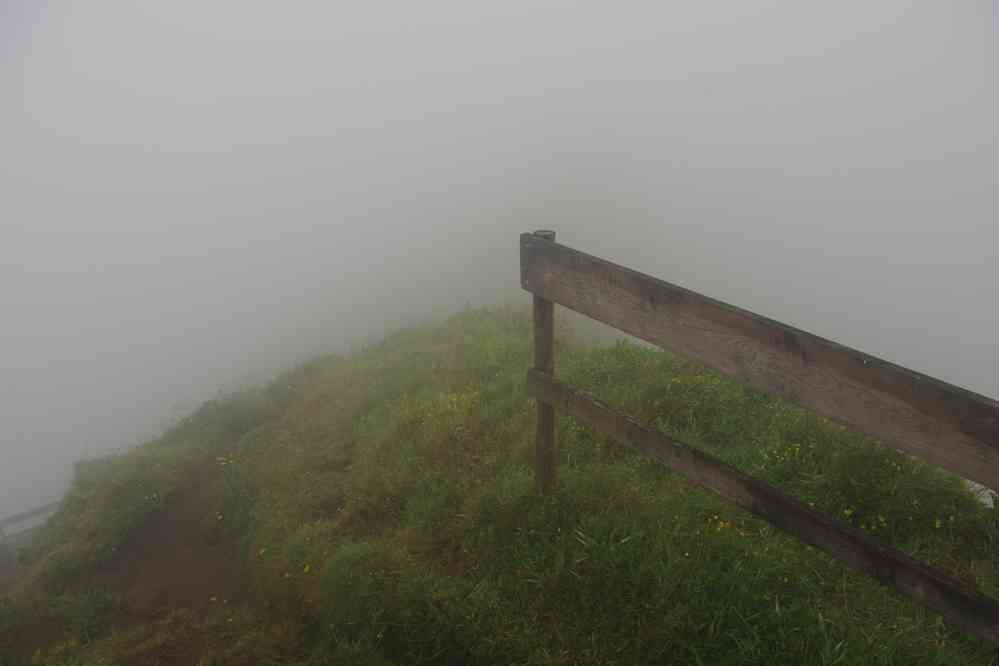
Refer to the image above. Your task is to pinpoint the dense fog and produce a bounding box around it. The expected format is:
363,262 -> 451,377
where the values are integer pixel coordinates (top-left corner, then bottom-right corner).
2,1 -> 996,516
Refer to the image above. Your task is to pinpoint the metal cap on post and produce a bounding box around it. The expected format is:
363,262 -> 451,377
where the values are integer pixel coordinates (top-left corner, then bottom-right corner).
532,230 -> 556,493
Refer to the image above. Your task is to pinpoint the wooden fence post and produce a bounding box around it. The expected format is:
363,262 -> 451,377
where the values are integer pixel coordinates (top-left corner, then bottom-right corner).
532,229 -> 556,494
519,231 -> 999,641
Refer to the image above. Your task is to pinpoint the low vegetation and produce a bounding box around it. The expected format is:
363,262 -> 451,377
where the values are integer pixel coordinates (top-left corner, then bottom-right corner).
3,307 -> 999,664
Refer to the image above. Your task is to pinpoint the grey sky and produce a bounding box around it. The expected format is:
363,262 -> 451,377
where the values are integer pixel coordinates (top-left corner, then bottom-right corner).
2,1 -> 996,514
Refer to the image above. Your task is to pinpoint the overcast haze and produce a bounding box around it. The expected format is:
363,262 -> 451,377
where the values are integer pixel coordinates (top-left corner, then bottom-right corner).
2,1 -> 997,516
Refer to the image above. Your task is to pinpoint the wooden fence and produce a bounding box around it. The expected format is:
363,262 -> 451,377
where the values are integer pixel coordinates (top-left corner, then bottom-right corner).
521,230 -> 999,642
0,501 -> 60,541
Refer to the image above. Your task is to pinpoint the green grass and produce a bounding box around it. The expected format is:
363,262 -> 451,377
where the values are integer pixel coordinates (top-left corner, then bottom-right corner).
4,306 -> 999,664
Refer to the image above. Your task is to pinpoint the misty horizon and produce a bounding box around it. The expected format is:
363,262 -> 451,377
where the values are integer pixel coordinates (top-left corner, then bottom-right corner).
2,1 -> 997,516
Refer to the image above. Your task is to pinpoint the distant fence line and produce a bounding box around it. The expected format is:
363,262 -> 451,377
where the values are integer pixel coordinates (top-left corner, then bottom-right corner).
0,501 -> 60,539
521,230 -> 999,643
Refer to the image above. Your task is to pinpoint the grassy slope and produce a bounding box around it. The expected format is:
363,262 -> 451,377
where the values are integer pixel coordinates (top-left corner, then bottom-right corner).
4,307 -> 999,665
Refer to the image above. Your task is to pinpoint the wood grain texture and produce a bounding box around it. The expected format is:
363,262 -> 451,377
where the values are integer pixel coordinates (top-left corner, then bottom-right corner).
527,369 -> 999,642
521,233 -> 999,490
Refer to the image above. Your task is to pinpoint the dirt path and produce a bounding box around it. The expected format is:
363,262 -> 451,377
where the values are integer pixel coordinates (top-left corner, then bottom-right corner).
0,529 -> 39,595
98,468 -> 245,619
0,544 -> 18,594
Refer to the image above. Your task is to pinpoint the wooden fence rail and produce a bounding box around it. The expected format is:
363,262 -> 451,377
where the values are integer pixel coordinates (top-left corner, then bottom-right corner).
0,501 -> 60,536
521,230 -> 999,642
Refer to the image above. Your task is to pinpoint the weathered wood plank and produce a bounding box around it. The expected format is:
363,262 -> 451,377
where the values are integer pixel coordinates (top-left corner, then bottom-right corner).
532,230 -> 557,494
526,368 -> 999,642
520,233 -> 999,490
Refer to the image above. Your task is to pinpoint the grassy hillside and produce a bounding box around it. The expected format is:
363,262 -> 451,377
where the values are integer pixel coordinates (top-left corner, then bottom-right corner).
3,307 -> 999,665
